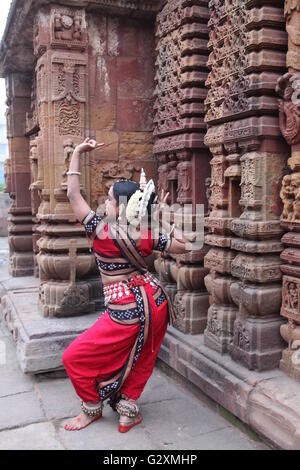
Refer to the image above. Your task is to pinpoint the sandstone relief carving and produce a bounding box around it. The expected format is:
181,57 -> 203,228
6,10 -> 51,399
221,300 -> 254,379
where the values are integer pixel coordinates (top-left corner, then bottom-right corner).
280,172 -> 300,222
277,72 -> 300,146
51,8 -> 87,49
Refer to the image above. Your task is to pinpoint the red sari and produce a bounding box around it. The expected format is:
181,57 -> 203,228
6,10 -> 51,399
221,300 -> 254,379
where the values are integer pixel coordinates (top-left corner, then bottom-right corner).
62,213 -> 173,403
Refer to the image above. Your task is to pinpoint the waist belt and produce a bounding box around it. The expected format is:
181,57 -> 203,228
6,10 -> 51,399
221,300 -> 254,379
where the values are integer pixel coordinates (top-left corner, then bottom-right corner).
103,272 -> 159,306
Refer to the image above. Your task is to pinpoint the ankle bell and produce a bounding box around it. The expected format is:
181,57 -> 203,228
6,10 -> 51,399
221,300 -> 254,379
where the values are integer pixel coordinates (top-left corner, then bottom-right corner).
116,398 -> 139,418
80,400 -> 103,417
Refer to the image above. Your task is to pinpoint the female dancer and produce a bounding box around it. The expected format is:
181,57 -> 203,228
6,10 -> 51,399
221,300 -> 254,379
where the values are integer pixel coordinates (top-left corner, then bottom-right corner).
63,138 -> 192,432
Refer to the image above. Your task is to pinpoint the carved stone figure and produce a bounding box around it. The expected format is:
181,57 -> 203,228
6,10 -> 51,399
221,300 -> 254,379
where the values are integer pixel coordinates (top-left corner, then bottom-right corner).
277,73 -> 300,146
98,162 -> 141,193
29,141 -> 38,188
286,281 -> 298,310
62,139 -> 75,185
73,15 -> 82,40
234,321 -> 250,352
54,14 -> 75,41
293,172 -> 300,220
285,0 -> 300,70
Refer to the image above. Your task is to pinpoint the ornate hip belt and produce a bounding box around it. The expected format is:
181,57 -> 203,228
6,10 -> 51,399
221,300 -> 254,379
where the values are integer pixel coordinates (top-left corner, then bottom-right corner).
103,272 -> 159,306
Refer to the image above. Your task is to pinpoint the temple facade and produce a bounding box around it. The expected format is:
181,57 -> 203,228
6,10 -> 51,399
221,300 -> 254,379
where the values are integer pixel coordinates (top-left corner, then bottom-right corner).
1,0 -> 300,449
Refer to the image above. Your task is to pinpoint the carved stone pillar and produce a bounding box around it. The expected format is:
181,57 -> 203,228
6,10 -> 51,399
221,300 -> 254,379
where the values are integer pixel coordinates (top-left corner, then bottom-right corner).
153,0 -> 211,334
204,141 -> 238,354
28,138 -> 41,277
33,6 -> 101,317
204,0 -> 288,369
276,0 -> 300,380
31,3 -> 157,317
230,150 -> 286,369
5,72 -> 34,277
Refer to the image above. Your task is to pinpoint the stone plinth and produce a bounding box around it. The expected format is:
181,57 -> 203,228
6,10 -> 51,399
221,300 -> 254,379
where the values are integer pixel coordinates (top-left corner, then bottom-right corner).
0,272 -> 102,373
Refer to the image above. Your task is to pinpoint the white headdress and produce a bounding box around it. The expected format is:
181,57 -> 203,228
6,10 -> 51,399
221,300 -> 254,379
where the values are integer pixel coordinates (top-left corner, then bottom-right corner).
125,168 -> 156,226
139,178 -> 155,218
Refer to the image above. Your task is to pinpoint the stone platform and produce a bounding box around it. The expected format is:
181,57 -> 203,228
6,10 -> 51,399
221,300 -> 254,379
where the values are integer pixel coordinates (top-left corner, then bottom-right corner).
1,265 -> 300,449
1,288 -> 100,374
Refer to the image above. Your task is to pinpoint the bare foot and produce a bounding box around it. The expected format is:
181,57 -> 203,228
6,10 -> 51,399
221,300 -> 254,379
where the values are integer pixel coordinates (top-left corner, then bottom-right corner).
64,411 -> 102,431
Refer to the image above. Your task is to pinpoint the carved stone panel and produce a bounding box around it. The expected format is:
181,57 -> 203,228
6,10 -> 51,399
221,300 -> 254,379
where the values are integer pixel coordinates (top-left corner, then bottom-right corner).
281,275 -> 300,322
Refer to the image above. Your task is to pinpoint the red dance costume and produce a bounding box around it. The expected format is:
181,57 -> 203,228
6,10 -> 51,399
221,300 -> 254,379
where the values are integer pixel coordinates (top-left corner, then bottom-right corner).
62,212 -> 173,404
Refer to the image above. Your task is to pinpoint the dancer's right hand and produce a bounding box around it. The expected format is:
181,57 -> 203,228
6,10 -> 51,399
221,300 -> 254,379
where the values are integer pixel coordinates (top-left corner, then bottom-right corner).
76,138 -> 105,154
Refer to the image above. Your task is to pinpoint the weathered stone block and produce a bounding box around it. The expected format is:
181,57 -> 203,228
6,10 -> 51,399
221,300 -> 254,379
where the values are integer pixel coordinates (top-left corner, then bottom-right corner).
204,247 -> 236,275
231,219 -> 284,240
231,281 -> 282,317
9,251 -> 34,277
280,348 -> 300,382
204,304 -> 237,354
177,265 -> 208,291
117,98 -> 154,132
231,253 -> 282,283
120,132 -> 153,160
95,130 -> 119,160
90,104 -> 116,131
1,288 -> 102,373
230,316 -> 285,371
174,291 -> 209,335
117,57 -> 153,100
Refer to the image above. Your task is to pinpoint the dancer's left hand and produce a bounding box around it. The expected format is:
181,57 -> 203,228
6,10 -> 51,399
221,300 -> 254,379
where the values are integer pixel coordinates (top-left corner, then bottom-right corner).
76,138 -> 105,154
158,189 -> 169,212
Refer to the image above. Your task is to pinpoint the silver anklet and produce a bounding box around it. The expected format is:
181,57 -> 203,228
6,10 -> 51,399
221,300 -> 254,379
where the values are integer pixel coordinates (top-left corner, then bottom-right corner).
80,400 -> 103,417
116,399 -> 139,418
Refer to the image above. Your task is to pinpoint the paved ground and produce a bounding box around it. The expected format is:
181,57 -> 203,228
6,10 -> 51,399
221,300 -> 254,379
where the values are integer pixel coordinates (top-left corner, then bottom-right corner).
0,236 -> 269,450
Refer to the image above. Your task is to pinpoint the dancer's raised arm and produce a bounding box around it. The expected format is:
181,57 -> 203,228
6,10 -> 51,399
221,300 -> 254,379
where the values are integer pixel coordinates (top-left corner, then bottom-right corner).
67,138 -> 104,222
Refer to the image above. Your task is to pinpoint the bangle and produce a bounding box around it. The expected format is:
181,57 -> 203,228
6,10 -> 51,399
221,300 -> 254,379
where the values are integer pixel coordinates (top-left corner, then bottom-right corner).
67,171 -> 81,176
81,210 -> 95,225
